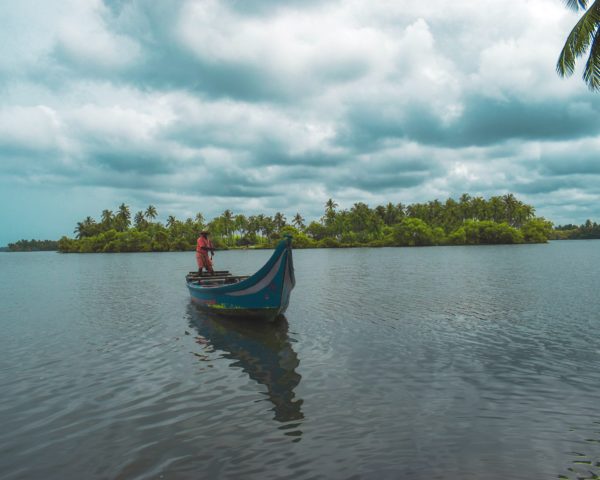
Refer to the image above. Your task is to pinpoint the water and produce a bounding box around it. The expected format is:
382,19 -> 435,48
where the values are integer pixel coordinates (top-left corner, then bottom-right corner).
1,241 -> 599,479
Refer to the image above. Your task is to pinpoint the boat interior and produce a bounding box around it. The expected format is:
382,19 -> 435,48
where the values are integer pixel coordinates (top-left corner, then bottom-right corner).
186,270 -> 250,287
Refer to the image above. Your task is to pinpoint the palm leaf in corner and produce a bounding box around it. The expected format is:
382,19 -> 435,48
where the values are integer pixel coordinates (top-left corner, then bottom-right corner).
558,0 -> 600,90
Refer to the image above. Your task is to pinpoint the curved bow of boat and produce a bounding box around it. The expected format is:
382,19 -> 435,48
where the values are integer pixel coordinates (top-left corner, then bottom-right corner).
186,236 -> 295,321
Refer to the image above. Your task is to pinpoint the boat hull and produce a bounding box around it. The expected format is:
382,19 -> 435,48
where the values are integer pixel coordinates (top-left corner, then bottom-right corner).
186,237 -> 295,321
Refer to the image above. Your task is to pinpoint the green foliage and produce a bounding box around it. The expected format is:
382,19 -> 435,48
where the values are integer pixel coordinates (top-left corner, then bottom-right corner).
55,194 -> 558,253
447,227 -> 466,245
553,219 -> 600,239
391,218 -> 434,246
276,226 -> 315,248
463,220 -> 524,244
317,237 -> 342,248
557,0 -> 600,90
305,221 -> 328,241
522,218 -> 554,243
8,239 -> 59,251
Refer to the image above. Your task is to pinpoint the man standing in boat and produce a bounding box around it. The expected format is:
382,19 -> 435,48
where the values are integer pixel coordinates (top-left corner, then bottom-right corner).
196,231 -> 215,275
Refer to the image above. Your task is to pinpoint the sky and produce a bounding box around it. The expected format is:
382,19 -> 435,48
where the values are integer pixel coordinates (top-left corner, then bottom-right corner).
1,0 -> 599,245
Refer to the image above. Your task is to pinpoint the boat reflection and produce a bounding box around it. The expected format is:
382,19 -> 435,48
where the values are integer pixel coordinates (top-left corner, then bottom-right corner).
187,304 -> 304,427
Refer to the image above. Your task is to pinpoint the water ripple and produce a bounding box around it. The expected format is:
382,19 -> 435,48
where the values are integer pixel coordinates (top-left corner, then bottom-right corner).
1,243 -> 600,478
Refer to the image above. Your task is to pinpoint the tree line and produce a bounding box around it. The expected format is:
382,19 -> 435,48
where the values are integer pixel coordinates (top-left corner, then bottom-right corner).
51,194 -> 557,253
553,219 -> 600,240
7,239 -> 59,252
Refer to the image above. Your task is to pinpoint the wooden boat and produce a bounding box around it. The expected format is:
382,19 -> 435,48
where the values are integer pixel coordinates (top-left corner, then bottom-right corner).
186,235 -> 295,321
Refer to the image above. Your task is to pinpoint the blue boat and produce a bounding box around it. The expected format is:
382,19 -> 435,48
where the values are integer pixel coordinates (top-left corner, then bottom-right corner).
186,236 -> 295,321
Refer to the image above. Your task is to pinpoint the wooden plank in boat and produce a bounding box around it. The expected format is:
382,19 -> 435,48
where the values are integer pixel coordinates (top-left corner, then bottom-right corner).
190,275 -> 250,284
188,270 -> 230,276
187,274 -> 234,279
188,275 -> 248,282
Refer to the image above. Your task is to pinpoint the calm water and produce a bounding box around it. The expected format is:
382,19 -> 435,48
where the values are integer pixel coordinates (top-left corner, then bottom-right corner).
1,241 -> 600,479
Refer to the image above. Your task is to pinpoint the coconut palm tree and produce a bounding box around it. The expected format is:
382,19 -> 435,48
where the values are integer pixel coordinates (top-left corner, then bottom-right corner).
234,214 -> 248,237
134,211 -> 147,230
273,212 -> 287,232
145,205 -> 157,221
292,213 -> 305,230
74,216 -> 97,239
100,210 -> 113,230
557,1 -> 600,90
323,198 -> 338,226
325,198 -> 338,215
115,203 -> 131,231
221,209 -> 234,241
166,215 -> 177,229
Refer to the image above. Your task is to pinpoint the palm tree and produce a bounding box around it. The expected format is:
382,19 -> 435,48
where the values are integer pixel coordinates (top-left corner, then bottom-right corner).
134,211 -> 146,229
488,196 -> 505,223
166,215 -> 177,229
273,212 -> 286,232
384,202 -> 398,226
100,210 -> 113,230
469,197 -> 485,221
221,209 -> 234,242
323,198 -> 338,226
234,214 -> 248,237
502,193 -> 519,226
74,222 -> 86,239
261,216 -> 275,240
247,215 -> 259,240
325,198 -> 338,215
115,203 -> 131,231
292,213 -> 305,230
145,205 -> 157,221
74,216 -> 97,239
557,1 -> 600,90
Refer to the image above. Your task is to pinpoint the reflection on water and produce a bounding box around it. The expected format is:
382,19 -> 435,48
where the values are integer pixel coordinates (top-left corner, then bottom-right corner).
187,304 -> 304,436
560,421 -> 600,480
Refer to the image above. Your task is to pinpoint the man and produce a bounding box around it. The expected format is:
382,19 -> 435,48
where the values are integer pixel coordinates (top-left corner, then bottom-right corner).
196,231 -> 215,275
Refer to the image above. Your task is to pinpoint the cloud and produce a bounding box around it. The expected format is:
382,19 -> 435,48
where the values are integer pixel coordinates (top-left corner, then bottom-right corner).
2,0 -> 600,244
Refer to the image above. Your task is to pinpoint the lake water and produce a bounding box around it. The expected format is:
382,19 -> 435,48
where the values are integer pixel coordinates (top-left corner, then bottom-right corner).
1,241 -> 599,479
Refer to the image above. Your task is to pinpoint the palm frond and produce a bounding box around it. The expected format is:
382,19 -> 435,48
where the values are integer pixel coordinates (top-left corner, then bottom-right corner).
583,27 -> 600,89
565,0 -> 589,11
557,1 -> 600,76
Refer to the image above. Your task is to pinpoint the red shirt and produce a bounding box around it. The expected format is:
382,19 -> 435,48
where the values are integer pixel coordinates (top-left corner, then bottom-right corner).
196,236 -> 213,252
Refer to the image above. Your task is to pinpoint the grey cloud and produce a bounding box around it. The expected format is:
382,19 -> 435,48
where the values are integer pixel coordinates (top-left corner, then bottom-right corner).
4,0 -> 600,241
513,177 -> 583,195
48,0 -> 363,103
455,96 -> 600,145
338,171 -> 429,192
340,95 -> 600,150
250,147 -> 346,167
220,0 -> 333,16
541,154 -> 600,176
92,150 -> 178,175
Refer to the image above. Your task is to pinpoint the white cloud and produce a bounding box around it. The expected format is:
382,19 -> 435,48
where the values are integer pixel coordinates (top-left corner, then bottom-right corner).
0,105 -> 61,152
54,0 -> 141,69
1,0 -> 600,244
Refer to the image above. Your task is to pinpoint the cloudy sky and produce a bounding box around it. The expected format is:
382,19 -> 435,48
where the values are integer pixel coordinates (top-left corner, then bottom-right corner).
1,0 -> 599,245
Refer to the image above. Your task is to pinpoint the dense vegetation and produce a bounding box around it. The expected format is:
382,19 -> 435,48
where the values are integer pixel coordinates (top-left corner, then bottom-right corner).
552,219 -> 600,240
55,194 -> 555,253
7,239 -> 59,252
